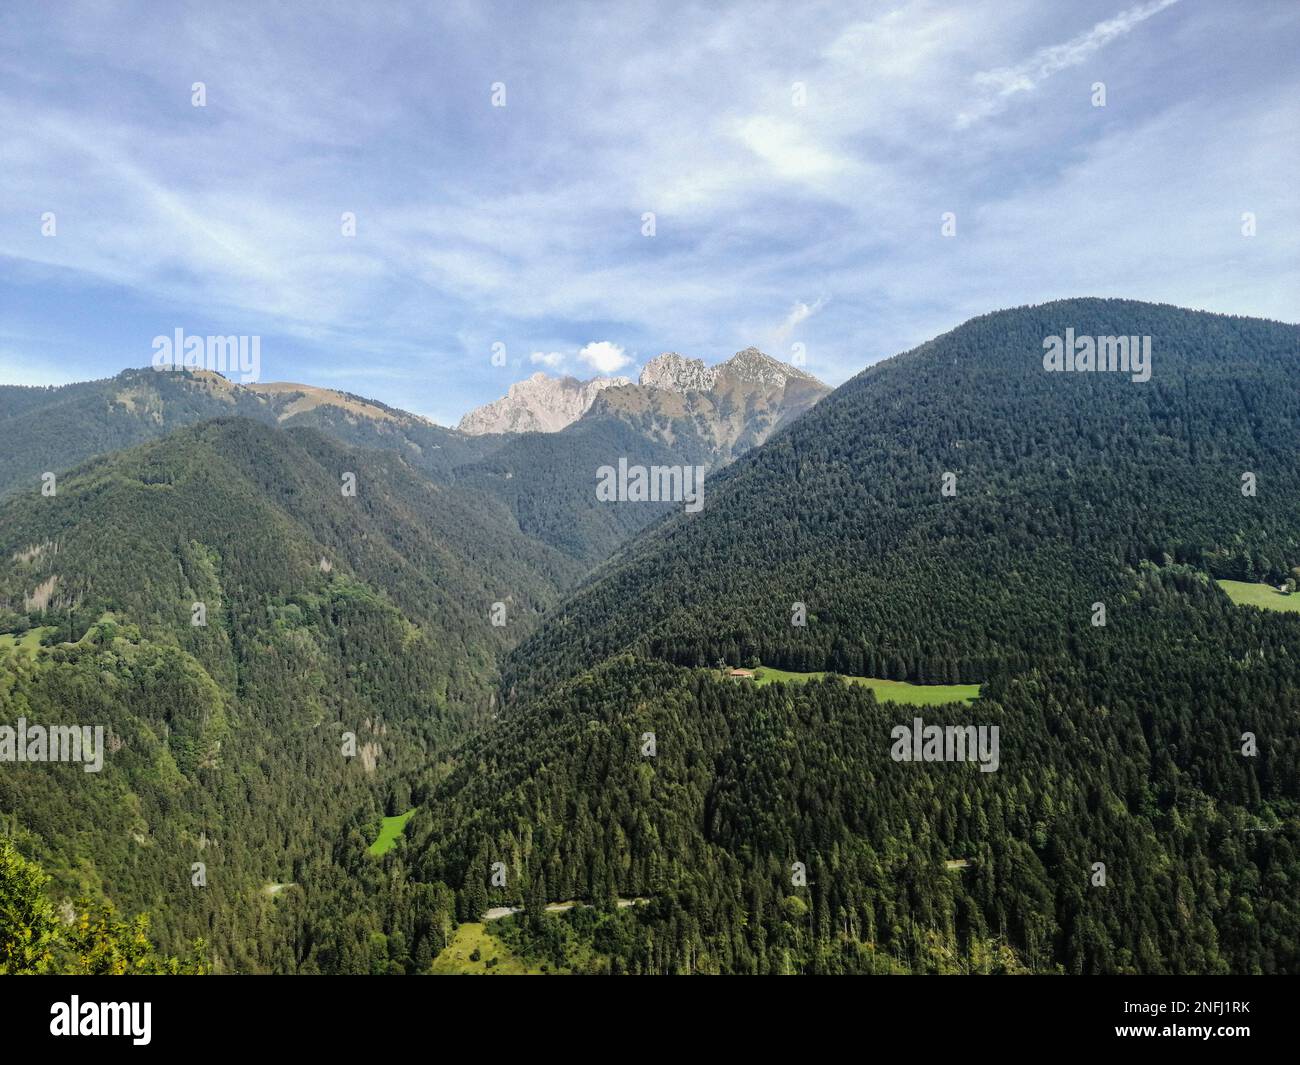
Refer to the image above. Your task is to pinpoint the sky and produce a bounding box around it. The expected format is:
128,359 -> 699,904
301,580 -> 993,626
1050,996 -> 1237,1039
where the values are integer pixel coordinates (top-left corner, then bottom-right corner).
1,0 -> 1297,425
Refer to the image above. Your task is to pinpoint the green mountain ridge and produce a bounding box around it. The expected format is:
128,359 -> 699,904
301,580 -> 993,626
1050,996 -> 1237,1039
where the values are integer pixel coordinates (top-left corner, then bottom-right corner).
3,298 -> 1298,975
395,299 -> 1300,974
0,363 -> 828,566
503,299 -> 1300,696
0,417 -> 575,969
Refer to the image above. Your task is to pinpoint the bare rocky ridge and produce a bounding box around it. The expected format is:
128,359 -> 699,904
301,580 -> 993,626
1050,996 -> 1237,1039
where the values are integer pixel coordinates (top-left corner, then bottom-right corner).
638,352 -> 719,392
459,347 -> 826,440
598,347 -> 831,463
457,371 -> 631,435
640,347 -> 821,394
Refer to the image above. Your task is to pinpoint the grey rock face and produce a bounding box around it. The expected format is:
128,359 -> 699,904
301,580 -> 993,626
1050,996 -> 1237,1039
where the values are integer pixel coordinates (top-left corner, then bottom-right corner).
457,372 -> 631,434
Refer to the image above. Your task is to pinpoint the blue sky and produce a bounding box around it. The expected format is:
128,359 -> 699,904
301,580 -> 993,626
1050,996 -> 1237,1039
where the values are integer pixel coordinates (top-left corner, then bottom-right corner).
2,0 -> 1297,425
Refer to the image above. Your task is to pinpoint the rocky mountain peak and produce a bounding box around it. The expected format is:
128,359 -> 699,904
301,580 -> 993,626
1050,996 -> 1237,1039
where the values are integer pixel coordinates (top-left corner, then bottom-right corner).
719,347 -> 819,388
458,348 -> 824,436
457,372 -> 631,435
640,347 -> 822,394
639,352 -> 719,393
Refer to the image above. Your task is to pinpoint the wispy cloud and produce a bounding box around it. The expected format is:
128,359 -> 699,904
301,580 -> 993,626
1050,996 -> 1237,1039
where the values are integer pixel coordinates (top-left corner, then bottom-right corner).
956,0 -> 1181,128
773,298 -> 830,343
1,0 -> 1294,419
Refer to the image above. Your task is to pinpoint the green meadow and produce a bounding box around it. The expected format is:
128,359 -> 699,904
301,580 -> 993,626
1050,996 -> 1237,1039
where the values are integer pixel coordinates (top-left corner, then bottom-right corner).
0,626 -> 56,656
751,666 -> 980,705
367,808 -> 417,856
430,922 -> 544,975
1217,580 -> 1300,614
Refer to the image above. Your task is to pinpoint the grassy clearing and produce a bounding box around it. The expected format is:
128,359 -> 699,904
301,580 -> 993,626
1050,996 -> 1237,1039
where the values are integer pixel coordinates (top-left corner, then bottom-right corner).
0,615 -> 117,656
430,922 -> 545,975
367,808 -> 416,856
751,666 -> 980,705
1217,579 -> 1300,614
0,626 -> 56,656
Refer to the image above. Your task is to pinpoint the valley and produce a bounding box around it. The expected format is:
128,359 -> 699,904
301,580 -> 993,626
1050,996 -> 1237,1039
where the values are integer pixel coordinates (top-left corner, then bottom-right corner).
4,0 -> 1297,1036
2,301 -> 1299,976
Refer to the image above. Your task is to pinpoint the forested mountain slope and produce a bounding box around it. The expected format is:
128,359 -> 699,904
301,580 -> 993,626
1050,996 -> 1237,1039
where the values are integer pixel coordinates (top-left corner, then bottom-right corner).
452,351 -> 828,565
0,370 -> 273,498
407,581 -> 1300,974
454,410 -> 716,565
393,300 -> 1300,974
504,300 -> 1300,695
5,300 -> 1297,975
0,369 -> 501,500
0,418 -> 577,969
0,361 -> 831,567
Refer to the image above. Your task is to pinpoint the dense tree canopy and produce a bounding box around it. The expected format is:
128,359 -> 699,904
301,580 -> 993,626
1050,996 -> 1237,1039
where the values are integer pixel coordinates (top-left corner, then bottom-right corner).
2,300 -> 1297,974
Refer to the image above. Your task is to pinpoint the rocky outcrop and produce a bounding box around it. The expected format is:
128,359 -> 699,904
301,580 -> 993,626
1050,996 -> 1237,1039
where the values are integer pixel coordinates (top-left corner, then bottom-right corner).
457,372 -> 631,435
640,347 -> 820,394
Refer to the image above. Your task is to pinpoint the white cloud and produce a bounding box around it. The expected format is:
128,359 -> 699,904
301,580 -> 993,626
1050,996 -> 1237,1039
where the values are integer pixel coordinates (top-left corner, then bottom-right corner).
956,0 -> 1181,128
774,297 -> 829,342
733,117 -> 852,184
578,341 -> 630,375
2,0 -> 1294,418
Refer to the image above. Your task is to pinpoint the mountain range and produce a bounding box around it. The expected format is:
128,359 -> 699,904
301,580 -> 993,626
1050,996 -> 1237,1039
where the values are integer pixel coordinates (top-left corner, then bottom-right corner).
2,300 -> 1298,975
420,299 -> 1300,976
0,348 -> 825,566
455,347 -> 826,440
